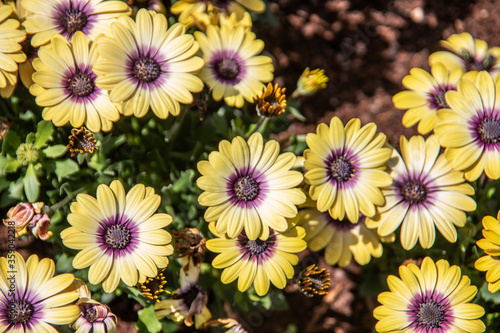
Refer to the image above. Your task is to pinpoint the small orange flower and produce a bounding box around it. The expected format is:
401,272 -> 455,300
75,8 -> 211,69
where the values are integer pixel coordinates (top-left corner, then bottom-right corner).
67,127 -> 98,157
253,82 -> 287,117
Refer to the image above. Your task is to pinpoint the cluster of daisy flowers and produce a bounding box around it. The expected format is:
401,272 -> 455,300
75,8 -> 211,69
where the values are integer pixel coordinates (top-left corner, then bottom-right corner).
1,0 -> 500,331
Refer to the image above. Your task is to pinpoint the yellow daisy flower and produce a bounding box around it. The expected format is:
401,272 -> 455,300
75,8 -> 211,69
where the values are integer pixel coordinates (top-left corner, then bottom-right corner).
154,261 -> 211,329
0,4 -> 26,98
366,135 -> 476,250
21,0 -> 131,47
191,11 -> 253,32
429,32 -> 500,80
393,63 -> 463,135
206,222 -> 306,296
475,211 -> 500,293
434,71 -> 500,181
127,0 -> 166,17
0,252 -> 80,332
292,67 -> 329,97
303,116 -> 393,223
298,208 -> 384,267
197,132 -> 306,240
61,180 -> 174,293
171,0 -> 265,28
94,8 -> 204,119
30,32 -> 120,132
194,23 -> 274,108
374,257 -> 485,333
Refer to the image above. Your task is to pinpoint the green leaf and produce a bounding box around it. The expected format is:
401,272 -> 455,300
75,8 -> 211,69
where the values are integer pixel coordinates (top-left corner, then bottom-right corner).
24,163 -> 40,202
34,120 -> 53,149
43,145 -> 68,158
171,169 -> 195,193
287,106 -> 306,122
55,159 -> 79,181
137,305 -> 162,333
0,156 -> 21,173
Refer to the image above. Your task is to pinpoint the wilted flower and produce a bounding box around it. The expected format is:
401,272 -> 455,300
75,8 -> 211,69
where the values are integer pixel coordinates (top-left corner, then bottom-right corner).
139,268 -> 169,302
298,264 -> 330,297
172,228 -> 207,269
72,302 -> 117,333
254,82 -> 287,117
0,118 -> 13,141
67,127 -> 98,157
3,201 -> 52,240
206,318 -> 248,333
293,67 -> 328,97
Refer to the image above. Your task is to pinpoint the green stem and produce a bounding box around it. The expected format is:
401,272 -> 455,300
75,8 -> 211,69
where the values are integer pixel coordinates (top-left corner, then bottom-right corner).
248,116 -> 268,137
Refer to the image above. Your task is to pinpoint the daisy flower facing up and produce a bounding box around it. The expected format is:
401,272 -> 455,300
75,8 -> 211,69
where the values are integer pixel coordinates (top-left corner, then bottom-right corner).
393,62 -> 463,135
475,211 -> 500,293
0,252 -> 80,332
366,135 -> 476,250
0,4 -> 26,98
21,0 -> 131,47
94,9 -> 204,119
172,0 -> 265,28
194,23 -> 274,108
429,32 -> 500,79
374,257 -> 485,333
303,117 -> 393,223
197,132 -> 306,240
434,71 -> 500,181
298,208 -> 384,267
30,32 -> 120,132
206,222 -> 306,296
61,180 -> 174,293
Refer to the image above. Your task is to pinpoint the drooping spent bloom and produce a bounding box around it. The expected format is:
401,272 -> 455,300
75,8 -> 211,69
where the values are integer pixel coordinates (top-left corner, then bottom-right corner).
434,71 -> 500,181
0,4 -> 26,98
292,67 -> 328,97
61,180 -> 174,293
206,318 -> 249,333
206,222 -> 307,296
94,9 -> 204,119
298,264 -> 330,297
194,23 -> 274,108
429,32 -> 500,80
366,135 -> 476,250
71,302 -> 117,333
154,261 -> 212,329
30,32 -> 121,132
393,62 -> 463,134
298,208 -> 385,267
197,132 -> 306,240
21,0 -> 131,47
172,227 -> 207,269
171,0 -> 265,28
475,211 -> 500,293
138,268 -> 169,302
67,127 -> 98,157
303,117 -> 392,223
253,82 -> 287,117
3,201 -> 52,240
0,252 -> 80,332
373,257 -> 485,333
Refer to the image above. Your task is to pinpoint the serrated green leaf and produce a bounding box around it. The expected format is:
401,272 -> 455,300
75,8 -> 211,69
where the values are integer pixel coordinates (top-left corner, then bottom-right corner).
55,159 -> 79,181
34,121 -> 53,148
137,305 -> 162,333
43,145 -> 68,158
24,163 -> 40,202
0,156 -> 21,173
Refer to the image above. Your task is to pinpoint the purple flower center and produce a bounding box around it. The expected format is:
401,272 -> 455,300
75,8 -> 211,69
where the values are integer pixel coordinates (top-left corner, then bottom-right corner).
8,299 -> 34,325
430,89 -> 448,109
84,306 -> 98,323
61,8 -> 88,35
238,231 -> 276,259
401,180 -> 427,204
329,156 -> 354,182
461,49 -> 495,72
416,300 -> 446,328
69,72 -> 95,98
215,57 -> 240,80
105,224 -> 131,250
478,117 -> 500,144
247,239 -> 269,256
233,176 -> 260,202
133,57 -> 161,83
175,285 -> 200,309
